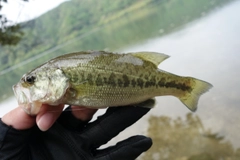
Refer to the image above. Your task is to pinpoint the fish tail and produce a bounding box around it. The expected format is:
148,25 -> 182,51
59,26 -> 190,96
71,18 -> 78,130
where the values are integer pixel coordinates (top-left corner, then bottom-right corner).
179,78 -> 213,112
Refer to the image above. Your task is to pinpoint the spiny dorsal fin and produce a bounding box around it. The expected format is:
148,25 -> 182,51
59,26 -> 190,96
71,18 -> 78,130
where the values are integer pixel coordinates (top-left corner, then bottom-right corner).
130,52 -> 170,66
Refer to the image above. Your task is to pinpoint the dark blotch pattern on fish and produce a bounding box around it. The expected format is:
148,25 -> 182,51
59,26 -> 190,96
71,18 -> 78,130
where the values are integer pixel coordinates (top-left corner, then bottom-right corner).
145,76 -> 156,88
96,74 -> 103,86
157,78 -> 192,91
108,73 -> 116,87
122,74 -> 130,87
103,77 -> 108,84
131,79 -> 136,87
137,78 -> 144,88
157,78 -> 166,87
94,74 -> 132,88
87,74 -> 93,85
86,72 -> 191,92
118,79 -> 123,87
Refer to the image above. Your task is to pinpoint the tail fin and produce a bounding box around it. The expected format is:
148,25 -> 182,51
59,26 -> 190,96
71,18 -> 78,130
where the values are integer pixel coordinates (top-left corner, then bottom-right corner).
179,78 -> 213,112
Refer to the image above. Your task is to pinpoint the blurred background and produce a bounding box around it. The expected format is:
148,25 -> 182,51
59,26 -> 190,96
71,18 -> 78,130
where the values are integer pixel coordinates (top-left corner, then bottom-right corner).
0,0 -> 240,159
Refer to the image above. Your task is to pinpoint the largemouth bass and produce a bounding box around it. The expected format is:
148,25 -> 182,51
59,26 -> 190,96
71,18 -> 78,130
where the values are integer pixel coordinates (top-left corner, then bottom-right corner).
13,51 -> 212,115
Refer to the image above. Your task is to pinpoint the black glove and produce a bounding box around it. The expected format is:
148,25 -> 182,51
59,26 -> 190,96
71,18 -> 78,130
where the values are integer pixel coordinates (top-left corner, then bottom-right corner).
28,106 -> 152,160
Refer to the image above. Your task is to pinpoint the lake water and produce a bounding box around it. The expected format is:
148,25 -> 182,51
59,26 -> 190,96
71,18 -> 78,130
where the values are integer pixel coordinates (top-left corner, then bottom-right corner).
1,0 -> 240,159
112,1 -> 240,159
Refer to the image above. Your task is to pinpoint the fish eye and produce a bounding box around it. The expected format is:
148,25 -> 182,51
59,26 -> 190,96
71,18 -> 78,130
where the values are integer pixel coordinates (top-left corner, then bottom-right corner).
25,75 -> 35,84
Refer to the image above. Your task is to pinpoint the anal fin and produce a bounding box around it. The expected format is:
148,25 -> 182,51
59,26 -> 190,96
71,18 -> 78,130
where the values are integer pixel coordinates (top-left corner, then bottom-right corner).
136,98 -> 156,108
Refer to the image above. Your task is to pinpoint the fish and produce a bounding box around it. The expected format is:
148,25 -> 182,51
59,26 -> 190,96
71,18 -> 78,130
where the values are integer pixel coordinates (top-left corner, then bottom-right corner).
13,51 -> 213,115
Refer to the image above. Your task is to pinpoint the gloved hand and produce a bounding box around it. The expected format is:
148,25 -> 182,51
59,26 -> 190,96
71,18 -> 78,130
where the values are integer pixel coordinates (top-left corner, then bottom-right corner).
0,106 -> 152,160
50,106 -> 152,160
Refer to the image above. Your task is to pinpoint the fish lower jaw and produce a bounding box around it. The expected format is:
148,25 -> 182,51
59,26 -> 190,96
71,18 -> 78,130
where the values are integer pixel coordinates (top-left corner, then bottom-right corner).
20,101 -> 42,115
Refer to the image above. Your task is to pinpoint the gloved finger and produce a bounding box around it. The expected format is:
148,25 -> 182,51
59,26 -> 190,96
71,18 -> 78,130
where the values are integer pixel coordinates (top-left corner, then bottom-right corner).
82,106 -> 150,149
71,106 -> 97,121
57,106 -> 97,131
94,135 -> 152,160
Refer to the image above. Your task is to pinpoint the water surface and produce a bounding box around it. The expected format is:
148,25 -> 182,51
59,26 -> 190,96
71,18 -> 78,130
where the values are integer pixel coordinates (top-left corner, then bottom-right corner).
111,1 -> 240,159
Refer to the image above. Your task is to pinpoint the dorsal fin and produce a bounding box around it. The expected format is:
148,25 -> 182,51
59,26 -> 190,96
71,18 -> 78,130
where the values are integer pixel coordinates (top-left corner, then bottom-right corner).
130,52 -> 169,66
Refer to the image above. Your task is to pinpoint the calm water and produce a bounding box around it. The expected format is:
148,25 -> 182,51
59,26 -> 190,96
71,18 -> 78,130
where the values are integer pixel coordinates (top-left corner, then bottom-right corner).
111,1 -> 240,159
1,0 -> 240,159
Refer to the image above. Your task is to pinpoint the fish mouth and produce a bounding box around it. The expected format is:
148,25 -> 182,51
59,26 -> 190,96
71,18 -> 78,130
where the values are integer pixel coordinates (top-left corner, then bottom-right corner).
13,84 -> 42,115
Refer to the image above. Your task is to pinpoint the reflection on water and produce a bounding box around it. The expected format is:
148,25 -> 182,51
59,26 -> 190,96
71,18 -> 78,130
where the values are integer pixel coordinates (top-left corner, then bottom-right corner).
141,114 -> 240,160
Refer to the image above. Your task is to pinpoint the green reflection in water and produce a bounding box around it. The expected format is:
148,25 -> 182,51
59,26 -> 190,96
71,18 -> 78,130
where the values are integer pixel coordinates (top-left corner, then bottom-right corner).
142,114 -> 240,160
